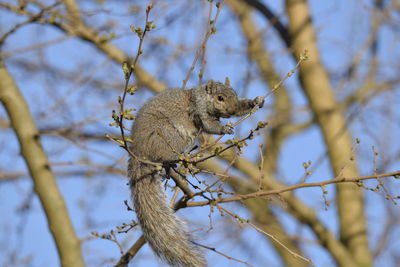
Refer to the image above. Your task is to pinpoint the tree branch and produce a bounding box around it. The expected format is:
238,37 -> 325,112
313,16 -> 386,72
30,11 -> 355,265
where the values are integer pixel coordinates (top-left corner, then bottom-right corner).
241,0 -> 291,47
285,0 -> 372,265
114,235 -> 146,267
186,170 -> 400,207
0,60 -> 85,267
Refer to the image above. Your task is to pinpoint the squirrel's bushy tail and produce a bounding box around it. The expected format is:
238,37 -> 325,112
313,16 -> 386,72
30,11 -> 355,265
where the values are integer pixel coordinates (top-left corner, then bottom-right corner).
129,161 -> 206,267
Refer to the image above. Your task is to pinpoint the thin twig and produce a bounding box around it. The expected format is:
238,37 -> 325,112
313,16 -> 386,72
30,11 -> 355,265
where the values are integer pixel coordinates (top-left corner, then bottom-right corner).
107,4 -> 161,168
190,50 -> 308,158
218,206 -> 313,265
198,1 -> 214,85
185,170 -> 400,207
192,241 -> 255,267
231,50 -> 309,128
0,2 -> 60,47
118,5 -> 152,155
181,1 -> 224,89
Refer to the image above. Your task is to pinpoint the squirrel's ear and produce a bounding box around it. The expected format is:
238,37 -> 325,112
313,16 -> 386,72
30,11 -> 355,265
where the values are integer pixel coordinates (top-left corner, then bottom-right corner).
205,79 -> 214,94
225,77 -> 230,87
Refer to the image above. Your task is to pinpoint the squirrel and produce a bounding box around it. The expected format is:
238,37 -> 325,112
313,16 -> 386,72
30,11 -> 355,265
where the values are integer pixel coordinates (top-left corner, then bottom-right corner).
128,79 -> 264,267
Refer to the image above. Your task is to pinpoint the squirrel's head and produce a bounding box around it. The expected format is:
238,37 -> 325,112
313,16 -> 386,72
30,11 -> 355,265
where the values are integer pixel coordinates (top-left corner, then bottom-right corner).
204,79 -> 241,118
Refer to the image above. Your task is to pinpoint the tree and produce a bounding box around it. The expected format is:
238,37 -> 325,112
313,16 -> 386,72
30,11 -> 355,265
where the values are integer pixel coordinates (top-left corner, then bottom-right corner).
1,0 -> 399,266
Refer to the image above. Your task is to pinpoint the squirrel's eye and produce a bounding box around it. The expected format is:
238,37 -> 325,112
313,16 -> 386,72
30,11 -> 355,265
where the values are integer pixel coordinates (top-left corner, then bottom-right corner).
217,95 -> 224,102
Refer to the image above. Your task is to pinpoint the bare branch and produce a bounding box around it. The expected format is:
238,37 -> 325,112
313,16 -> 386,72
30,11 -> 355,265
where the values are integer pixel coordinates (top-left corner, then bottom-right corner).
0,60 -> 85,267
186,171 -> 400,207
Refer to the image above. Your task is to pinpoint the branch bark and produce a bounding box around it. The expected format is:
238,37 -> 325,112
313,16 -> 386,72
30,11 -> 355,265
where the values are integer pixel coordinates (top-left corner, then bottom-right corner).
114,235 -> 146,267
0,60 -> 85,267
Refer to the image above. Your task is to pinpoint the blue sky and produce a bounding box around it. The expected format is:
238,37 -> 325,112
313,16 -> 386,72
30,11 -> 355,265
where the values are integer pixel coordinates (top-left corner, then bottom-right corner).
1,0 -> 399,266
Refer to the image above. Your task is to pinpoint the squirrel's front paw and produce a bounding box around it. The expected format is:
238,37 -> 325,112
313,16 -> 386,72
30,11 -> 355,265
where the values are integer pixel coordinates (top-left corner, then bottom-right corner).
222,125 -> 234,135
253,96 -> 265,108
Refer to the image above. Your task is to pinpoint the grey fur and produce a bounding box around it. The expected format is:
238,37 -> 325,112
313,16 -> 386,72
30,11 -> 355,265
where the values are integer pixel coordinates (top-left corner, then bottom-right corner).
128,80 -> 263,267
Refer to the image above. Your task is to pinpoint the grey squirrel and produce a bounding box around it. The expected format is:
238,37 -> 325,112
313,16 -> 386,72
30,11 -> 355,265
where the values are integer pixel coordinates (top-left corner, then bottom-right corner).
128,79 -> 264,267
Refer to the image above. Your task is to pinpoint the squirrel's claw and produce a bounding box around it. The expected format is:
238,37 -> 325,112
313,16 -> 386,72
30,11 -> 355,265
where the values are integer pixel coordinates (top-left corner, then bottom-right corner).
222,125 -> 234,135
253,96 -> 265,108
